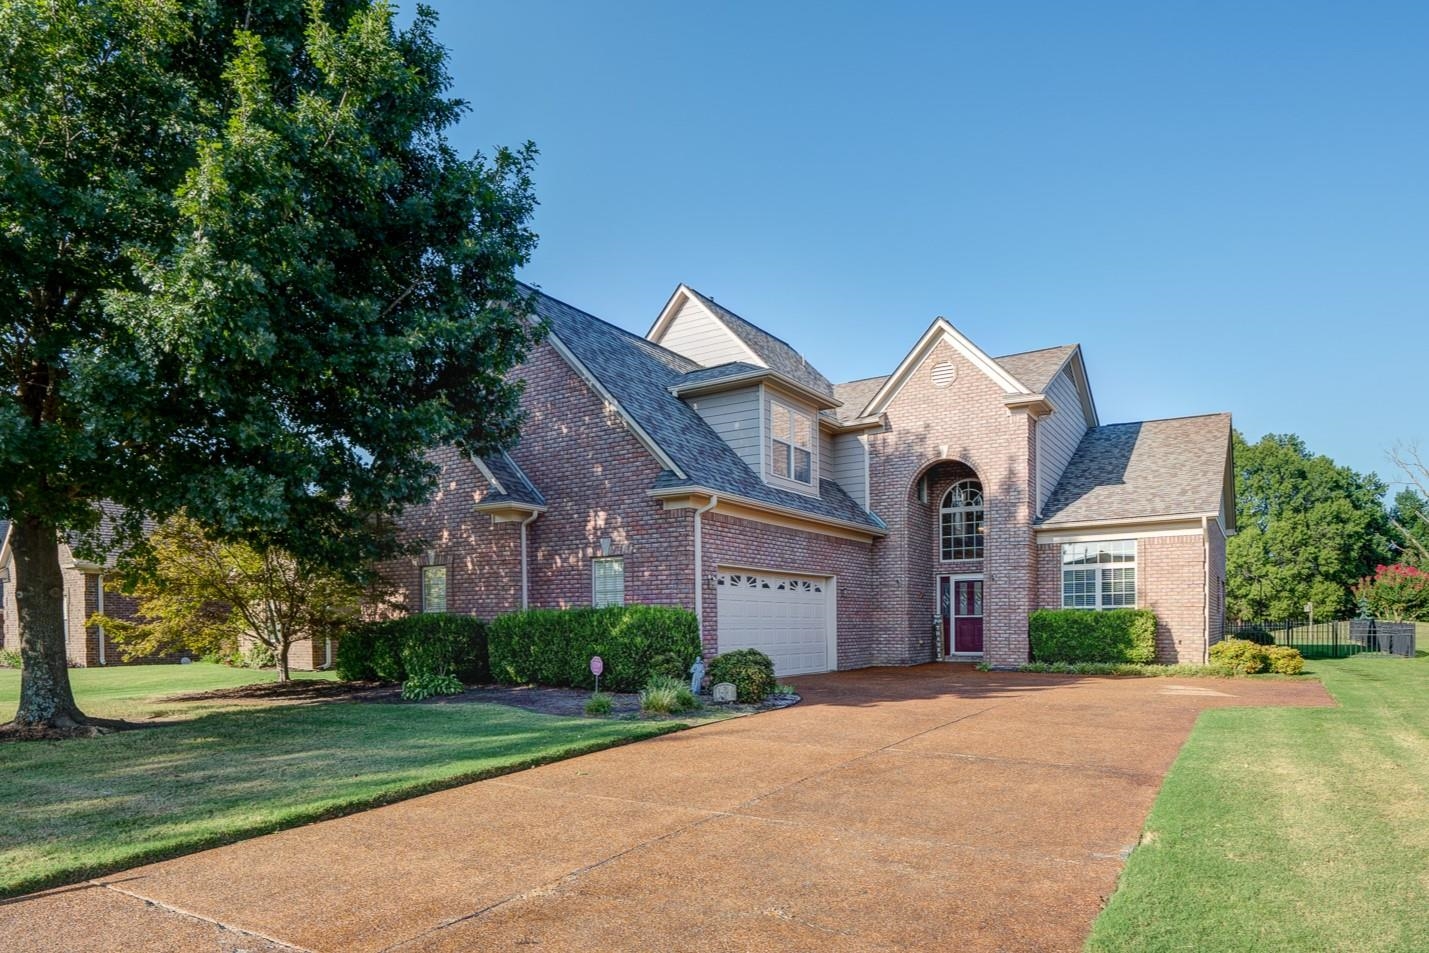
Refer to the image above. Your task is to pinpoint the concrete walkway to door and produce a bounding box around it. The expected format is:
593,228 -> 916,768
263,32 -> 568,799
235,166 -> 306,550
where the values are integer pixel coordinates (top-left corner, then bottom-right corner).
0,666 -> 1331,953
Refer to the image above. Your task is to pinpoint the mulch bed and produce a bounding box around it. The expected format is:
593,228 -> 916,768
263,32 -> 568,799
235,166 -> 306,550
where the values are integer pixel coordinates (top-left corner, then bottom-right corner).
0,717 -> 155,742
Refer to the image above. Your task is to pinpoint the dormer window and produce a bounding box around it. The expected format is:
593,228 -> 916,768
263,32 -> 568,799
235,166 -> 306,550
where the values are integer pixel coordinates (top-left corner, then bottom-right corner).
770,400 -> 814,485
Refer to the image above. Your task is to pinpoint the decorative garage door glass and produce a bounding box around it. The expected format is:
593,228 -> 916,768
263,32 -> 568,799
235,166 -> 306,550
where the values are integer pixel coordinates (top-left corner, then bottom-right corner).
716,571 -> 832,676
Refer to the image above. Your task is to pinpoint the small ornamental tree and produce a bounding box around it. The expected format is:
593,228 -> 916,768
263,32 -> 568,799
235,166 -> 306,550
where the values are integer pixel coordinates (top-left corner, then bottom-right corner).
90,516 -> 379,681
1352,564 -> 1429,623
1,2 -> 538,728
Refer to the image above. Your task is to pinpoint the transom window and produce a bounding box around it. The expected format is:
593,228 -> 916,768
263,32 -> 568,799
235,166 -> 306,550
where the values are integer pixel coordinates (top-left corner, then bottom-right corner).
421,565 -> 448,613
593,557 -> 625,608
770,401 -> 814,485
1061,540 -> 1137,609
940,479 -> 985,560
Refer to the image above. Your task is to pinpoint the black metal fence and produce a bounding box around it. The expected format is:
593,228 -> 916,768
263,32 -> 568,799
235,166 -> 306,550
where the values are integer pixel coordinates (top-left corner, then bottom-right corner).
1227,619 -> 1418,659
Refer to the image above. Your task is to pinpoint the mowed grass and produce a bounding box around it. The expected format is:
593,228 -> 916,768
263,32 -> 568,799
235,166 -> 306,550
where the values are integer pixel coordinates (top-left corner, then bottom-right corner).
0,664 -> 680,898
1088,653 -> 1429,952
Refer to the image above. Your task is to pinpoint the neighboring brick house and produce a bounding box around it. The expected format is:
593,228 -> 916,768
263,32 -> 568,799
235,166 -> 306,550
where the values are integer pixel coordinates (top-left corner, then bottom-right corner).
0,511 -> 333,669
386,283 -> 1235,672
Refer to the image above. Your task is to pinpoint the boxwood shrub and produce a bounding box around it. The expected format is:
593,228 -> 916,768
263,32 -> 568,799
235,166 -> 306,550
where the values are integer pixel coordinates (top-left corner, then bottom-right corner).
335,614 -> 490,684
1028,608 -> 1157,664
487,605 -> 701,693
707,648 -> 776,703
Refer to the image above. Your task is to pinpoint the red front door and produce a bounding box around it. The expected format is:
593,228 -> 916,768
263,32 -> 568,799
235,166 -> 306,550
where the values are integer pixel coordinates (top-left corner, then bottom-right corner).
953,579 -> 984,654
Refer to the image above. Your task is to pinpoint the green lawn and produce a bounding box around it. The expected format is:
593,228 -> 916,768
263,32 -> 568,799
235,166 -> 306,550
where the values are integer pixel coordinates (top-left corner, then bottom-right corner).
0,664 -> 680,898
1088,653 -> 1429,952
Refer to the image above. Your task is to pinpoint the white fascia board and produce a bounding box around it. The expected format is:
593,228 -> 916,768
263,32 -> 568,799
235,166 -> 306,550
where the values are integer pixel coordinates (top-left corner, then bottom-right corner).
864,318 -> 1030,417
545,331 -> 687,480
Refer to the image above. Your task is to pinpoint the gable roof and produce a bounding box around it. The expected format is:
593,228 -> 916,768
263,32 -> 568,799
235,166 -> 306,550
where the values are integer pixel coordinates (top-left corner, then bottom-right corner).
648,285 -> 835,398
477,451 -> 546,508
1037,413 -> 1232,527
860,318 -> 1032,418
523,284 -> 885,534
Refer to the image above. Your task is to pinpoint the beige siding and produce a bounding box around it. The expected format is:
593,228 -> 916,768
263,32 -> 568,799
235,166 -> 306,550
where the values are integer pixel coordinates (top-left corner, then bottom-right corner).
1036,367 -> 1088,513
688,386 -> 762,473
657,296 -> 758,368
830,432 -> 869,508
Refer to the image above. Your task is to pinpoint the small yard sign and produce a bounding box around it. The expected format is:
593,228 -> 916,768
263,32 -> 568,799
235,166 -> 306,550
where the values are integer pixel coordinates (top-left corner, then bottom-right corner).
590,655 -> 604,694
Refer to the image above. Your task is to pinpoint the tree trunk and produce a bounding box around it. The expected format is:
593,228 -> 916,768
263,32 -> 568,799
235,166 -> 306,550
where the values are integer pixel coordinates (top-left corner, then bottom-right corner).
11,515 -> 87,727
276,641 -> 291,683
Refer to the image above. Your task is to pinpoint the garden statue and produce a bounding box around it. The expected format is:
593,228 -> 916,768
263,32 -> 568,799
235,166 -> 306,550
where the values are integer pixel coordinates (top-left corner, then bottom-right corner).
689,656 -> 706,695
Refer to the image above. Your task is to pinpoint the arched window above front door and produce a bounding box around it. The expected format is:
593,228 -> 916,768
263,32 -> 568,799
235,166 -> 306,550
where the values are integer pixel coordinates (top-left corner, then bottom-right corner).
940,479 -> 984,560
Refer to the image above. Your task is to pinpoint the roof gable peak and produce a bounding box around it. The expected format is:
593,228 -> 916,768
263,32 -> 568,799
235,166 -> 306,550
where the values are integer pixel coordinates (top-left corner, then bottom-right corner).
862,317 -> 1030,417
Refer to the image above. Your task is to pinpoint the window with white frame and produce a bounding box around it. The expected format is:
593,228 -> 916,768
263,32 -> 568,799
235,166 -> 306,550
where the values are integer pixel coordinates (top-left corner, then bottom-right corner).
421,565 -> 448,613
769,400 -> 814,485
940,479 -> 985,560
593,557 -> 625,608
1061,540 -> 1137,609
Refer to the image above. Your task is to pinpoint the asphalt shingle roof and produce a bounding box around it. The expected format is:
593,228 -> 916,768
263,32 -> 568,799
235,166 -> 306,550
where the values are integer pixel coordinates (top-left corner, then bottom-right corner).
832,376 -> 889,421
672,362 -> 766,388
523,285 -> 885,531
993,345 -> 1078,393
1038,414 -> 1231,526
480,451 -> 546,507
682,287 -> 836,398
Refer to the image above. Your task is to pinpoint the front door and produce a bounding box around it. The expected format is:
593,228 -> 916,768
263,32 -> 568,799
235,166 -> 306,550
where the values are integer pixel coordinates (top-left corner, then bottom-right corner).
953,578 -> 984,654
938,576 -> 984,655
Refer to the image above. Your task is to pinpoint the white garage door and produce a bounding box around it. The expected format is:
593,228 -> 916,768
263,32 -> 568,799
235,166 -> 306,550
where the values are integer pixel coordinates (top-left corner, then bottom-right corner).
716,569 -> 834,676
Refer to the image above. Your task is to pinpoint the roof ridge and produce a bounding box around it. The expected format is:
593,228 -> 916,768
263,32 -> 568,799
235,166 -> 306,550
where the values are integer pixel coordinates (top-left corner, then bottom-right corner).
993,343 -> 1079,361
835,374 -> 889,386
518,281 -> 700,370
1092,412 -> 1231,428
683,286 -> 807,357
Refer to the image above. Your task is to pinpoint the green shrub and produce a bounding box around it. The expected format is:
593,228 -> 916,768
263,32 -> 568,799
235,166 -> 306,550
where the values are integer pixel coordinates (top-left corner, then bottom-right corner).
487,605 -> 700,693
646,651 -> 687,681
400,672 -> 463,701
241,641 -> 276,670
772,683 -> 797,697
640,683 -> 679,714
1210,638 -> 1269,675
1266,645 -> 1305,675
1232,624 -> 1276,646
336,614 -> 489,684
0,648 -> 21,669
707,648 -> 776,703
1022,661 -> 1229,677
674,685 -> 698,711
1028,609 -> 1158,664
584,692 -> 613,716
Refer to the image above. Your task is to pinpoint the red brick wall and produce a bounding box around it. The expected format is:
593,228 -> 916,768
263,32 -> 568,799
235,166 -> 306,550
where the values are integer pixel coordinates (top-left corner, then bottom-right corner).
1035,533 -> 1212,664
698,511 -> 877,666
381,341 -> 696,622
866,338 -> 1038,668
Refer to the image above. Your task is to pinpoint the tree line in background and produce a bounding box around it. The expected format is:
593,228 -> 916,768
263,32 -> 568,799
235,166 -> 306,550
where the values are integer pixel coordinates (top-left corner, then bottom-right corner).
1229,432 -> 1429,623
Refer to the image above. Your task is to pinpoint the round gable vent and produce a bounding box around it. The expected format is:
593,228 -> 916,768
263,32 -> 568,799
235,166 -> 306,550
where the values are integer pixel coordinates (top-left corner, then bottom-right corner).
930,361 -> 957,388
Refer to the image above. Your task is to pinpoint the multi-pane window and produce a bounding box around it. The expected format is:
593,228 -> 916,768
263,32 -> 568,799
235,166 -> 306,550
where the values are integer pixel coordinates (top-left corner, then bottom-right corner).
421,565 -> 448,613
770,401 -> 814,485
940,480 -> 985,560
1061,540 -> 1137,609
593,557 -> 625,608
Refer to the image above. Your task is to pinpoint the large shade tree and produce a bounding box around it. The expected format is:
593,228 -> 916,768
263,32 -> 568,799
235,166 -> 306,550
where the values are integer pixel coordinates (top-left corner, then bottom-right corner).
1227,432 -> 1392,621
0,0 -> 539,728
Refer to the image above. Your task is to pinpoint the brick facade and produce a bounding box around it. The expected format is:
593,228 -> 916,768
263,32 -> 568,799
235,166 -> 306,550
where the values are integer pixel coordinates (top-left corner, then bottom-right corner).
380,315 -> 1225,672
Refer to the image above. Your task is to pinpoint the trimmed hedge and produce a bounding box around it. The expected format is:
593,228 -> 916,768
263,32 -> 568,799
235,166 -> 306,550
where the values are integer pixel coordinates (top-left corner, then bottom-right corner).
487,605 -> 701,693
1028,608 -> 1157,664
335,614 -> 490,683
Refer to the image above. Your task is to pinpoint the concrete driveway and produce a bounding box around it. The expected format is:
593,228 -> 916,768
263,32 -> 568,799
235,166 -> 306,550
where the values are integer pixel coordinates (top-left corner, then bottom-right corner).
0,666 -> 1330,953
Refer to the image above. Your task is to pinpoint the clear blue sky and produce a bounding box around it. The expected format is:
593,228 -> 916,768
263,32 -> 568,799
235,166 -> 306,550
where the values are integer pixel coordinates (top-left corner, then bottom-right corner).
416,1 -> 1427,486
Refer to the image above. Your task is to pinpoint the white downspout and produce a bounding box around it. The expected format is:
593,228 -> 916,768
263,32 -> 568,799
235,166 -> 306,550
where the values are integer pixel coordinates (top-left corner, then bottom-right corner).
1201,515 -> 1212,664
96,574 -> 106,666
693,495 -> 719,624
520,510 -> 541,609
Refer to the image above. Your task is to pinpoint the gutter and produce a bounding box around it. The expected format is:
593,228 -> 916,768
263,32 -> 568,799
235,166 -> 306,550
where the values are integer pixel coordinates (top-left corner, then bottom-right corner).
647,485 -> 888,539
520,510 -> 541,609
692,495 -> 718,624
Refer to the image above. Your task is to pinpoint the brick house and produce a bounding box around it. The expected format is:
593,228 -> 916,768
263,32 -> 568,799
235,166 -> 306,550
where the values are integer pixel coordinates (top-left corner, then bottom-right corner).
0,512 -> 332,669
386,283 -> 1235,673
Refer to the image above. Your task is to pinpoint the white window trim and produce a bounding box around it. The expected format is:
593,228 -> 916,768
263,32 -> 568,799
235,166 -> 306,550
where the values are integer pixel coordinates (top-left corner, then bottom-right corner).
592,556 -> 625,608
1060,540 -> 1138,610
767,398 -> 816,488
420,564 -> 448,614
939,479 -> 985,562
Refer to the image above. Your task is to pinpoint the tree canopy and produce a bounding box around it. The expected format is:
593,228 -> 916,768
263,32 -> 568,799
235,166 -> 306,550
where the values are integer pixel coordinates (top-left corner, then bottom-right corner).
1227,431 -> 1392,621
1,0 -> 539,727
